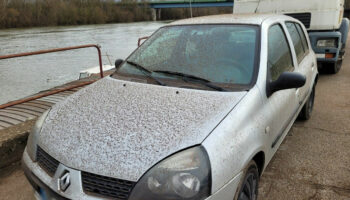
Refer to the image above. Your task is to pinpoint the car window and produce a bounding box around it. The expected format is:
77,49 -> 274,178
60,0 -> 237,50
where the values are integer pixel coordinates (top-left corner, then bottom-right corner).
268,24 -> 294,81
134,29 -> 182,68
286,22 -> 305,63
115,25 -> 259,86
295,23 -> 309,53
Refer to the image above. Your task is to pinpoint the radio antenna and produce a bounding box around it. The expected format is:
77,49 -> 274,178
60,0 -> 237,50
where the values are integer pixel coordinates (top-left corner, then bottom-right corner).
189,0 -> 193,18
254,0 -> 262,13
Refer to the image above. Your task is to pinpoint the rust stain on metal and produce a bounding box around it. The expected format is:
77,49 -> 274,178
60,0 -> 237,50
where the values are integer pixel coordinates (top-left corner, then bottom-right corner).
138,36 -> 149,47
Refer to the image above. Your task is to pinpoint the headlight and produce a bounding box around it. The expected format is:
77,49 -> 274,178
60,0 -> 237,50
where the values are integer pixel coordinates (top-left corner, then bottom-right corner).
129,146 -> 211,200
26,109 -> 50,161
317,39 -> 337,48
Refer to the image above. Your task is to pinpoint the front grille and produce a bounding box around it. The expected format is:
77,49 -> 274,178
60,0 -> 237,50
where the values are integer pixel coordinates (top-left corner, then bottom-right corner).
285,13 -> 312,28
36,146 -> 59,176
82,171 -> 136,199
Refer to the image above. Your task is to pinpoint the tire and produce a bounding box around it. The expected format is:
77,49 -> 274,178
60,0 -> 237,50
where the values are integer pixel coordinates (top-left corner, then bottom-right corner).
234,160 -> 259,200
298,86 -> 315,120
329,60 -> 342,74
318,60 -> 342,74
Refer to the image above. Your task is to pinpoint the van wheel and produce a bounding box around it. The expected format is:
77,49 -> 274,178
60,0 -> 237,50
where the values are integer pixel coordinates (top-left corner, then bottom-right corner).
235,161 -> 259,200
329,60 -> 342,74
298,86 -> 315,120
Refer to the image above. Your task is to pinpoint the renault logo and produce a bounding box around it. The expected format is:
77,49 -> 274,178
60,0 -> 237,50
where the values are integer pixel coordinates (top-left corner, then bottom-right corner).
58,171 -> 71,192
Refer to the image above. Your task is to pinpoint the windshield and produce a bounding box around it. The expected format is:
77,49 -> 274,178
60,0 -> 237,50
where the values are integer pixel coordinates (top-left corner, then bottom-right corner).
113,24 -> 259,89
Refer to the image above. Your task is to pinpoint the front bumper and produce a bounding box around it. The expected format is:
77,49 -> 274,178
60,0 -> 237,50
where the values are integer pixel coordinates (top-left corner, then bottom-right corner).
309,31 -> 342,63
22,148 -> 242,200
22,149 -> 105,200
22,161 -> 68,200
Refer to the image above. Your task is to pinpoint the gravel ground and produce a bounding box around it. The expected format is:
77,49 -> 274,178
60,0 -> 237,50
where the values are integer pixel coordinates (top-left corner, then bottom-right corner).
0,42 -> 349,200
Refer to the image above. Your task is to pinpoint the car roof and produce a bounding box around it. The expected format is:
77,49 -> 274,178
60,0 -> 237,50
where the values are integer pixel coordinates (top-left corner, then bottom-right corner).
168,13 -> 290,26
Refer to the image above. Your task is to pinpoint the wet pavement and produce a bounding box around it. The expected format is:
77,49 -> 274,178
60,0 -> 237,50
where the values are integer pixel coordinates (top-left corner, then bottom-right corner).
258,42 -> 350,199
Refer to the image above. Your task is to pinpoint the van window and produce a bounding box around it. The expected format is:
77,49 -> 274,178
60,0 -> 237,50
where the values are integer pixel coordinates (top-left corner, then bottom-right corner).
286,22 -> 305,63
268,24 -> 294,81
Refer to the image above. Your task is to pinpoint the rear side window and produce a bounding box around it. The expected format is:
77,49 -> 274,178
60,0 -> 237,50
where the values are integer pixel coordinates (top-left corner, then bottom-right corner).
295,23 -> 309,52
268,24 -> 294,81
286,22 -> 304,63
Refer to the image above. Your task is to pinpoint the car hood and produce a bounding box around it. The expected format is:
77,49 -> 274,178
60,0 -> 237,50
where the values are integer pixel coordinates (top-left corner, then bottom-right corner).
39,76 -> 247,181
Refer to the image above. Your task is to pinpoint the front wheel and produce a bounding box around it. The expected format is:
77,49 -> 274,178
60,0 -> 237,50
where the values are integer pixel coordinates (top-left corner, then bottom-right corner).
298,86 -> 315,120
235,161 -> 259,200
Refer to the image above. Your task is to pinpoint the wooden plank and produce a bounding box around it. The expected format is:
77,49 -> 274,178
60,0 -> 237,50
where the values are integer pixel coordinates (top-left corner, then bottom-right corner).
0,116 -> 22,125
22,102 -> 51,110
42,95 -> 66,101
0,112 -> 27,121
0,109 -> 37,119
31,100 -> 54,107
12,105 -> 46,113
6,107 -> 41,116
37,97 -> 60,104
0,121 -> 12,128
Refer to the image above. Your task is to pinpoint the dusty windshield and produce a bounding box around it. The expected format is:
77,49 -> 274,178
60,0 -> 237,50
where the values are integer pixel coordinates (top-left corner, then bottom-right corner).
113,24 -> 258,89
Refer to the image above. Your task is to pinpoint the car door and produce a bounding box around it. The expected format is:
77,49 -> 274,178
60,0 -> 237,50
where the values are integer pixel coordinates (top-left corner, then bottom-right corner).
285,21 -> 315,105
266,24 -> 300,150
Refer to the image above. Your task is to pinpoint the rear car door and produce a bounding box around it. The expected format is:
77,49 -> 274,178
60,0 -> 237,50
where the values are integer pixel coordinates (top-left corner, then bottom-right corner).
285,22 -> 316,105
266,24 -> 300,149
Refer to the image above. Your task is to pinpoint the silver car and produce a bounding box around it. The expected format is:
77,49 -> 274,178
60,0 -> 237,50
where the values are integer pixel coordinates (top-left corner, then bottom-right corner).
22,14 -> 318,200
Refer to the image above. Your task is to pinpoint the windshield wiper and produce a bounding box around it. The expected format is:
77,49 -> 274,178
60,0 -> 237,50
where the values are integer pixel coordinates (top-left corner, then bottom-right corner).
126,61 -> 166,86
154,70 -> 227,91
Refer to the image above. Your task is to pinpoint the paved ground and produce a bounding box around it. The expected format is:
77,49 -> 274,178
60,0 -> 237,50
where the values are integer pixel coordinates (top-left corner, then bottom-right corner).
258,49 -> 350,198
0,49 -> 349,200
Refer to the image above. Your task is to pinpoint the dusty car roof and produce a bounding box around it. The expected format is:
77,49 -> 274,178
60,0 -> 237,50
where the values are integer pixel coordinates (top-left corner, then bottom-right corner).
168,13 -> 280,26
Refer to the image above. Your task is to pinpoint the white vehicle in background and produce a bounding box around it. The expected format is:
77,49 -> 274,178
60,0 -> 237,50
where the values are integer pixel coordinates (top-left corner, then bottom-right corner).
234,0 -> 349,74
22,14 -> 318,200
79,65 -> 114,79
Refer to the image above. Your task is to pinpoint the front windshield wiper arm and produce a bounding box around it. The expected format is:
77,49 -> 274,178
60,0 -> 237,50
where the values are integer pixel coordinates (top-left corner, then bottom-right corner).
154,70 -> 227,91
126,61 -> 166,86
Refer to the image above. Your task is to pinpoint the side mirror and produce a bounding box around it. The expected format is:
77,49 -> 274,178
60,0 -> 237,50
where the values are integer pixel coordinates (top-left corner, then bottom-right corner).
115,59 -> 123,69
267,72 -> 306,97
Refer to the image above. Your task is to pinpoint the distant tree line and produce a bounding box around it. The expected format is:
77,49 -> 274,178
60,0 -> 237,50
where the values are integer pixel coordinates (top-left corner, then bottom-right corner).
0,0 -> 154,28
0,0 -> 232,29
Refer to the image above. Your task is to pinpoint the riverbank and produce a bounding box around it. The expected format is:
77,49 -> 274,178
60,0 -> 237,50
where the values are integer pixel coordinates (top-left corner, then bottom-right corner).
0,0 -> 232,29
0,21 -> 164,105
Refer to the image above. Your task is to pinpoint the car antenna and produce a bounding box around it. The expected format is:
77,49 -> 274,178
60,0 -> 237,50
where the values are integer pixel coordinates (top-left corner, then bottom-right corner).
254,0 -> 262,13
189,0 -> 193,18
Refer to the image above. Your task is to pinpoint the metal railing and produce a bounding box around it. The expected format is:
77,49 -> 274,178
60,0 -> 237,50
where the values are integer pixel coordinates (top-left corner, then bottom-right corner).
0,44 -> 104,78
0,44 -> 104,109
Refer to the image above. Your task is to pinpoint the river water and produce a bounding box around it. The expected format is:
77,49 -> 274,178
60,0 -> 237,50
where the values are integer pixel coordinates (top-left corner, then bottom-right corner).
0,21 -> 166,105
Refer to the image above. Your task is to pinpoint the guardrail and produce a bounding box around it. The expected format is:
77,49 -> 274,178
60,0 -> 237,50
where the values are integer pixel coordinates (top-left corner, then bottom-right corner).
0,44 -> 104,110
0,44 -> 104,78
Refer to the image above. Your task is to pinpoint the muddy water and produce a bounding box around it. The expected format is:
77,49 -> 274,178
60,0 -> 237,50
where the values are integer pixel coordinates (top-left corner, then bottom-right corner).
0,22 -> 166,104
